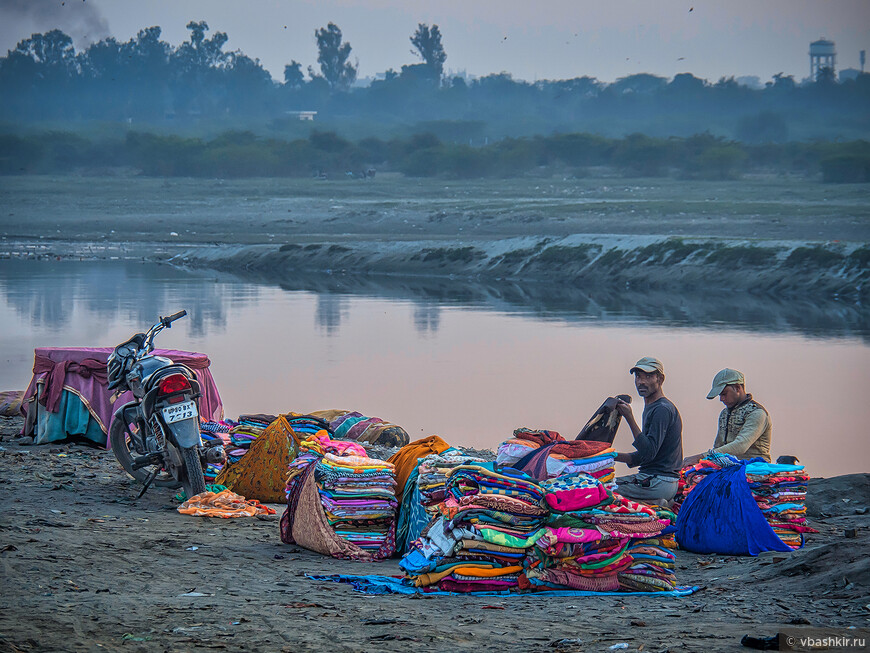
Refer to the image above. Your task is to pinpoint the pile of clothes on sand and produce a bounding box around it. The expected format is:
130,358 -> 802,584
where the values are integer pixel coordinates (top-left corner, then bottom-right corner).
398,455 -> 678,593
675,451 -> 815,551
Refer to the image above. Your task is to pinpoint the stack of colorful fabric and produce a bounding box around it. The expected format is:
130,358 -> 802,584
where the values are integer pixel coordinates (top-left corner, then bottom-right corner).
285,414 -> 333,441
674,450 -> 741,511
523,473 -> 673,592
281,432 -> 399,560
416,452 -> 488,517
311,410 -> 410,447
385,436 -> 461,552
745,461 -> 813,549
401,462 -> 547,592
199,419 -> 235,483
618,536 -> 678,591
676,453 -> 815,551
224,414 -> 275,464
498,428 -> 617,487
497,428 -> 563,465
314,453 -> 398,551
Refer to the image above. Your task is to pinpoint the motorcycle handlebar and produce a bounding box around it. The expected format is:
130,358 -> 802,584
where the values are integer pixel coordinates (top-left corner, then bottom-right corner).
161,310 -> 187,327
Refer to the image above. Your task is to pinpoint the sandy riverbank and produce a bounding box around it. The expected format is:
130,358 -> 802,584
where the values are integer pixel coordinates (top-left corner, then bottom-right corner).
1,415 -> 867,653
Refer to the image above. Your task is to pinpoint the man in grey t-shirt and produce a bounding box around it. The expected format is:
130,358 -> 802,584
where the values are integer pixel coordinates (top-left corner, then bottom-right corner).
613,356 -> 684,503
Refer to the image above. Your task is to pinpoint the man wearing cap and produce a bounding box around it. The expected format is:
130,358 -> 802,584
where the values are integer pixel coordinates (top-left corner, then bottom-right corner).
706,368 -> 772,462
613,357 -> 684,503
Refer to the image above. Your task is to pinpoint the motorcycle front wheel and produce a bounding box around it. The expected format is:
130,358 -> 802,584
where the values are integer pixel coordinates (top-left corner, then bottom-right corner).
109,415 -> 181,488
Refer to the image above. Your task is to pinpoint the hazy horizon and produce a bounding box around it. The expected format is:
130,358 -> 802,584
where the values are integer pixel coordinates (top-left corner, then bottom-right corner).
1,0 -> 868,85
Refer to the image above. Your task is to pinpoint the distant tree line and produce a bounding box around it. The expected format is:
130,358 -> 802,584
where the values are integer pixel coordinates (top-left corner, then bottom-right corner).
1,128 -> 867,182
1,22 -> 869,143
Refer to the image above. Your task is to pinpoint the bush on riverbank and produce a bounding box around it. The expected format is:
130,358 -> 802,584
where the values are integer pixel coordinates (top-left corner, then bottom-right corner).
1,129 -> 869,182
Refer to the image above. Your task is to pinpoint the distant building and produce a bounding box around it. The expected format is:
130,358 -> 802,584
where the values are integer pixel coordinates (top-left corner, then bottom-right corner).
285,111 -> 317,121
809,38 -> 836,80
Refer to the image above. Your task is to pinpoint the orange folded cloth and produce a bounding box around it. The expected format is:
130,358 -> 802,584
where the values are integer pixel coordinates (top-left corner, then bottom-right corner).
388,435 -> 451,503
177,489 -> 277,518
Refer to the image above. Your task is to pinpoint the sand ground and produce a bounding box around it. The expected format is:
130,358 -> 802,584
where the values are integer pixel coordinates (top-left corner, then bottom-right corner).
0,416 -> 868,653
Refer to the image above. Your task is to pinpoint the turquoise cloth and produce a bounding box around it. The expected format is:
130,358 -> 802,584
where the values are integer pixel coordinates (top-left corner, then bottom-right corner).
35,388 -> 106,446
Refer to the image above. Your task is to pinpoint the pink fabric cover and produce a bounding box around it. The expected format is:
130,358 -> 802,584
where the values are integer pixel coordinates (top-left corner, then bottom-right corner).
21,347 -> 223,446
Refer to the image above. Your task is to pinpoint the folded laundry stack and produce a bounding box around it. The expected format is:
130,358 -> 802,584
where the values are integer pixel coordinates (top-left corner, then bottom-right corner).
286,432 -> 368,501
392,443 -> 485,553
676,453 -> 815,550
673,451 -> 738,511
416,452 -> 488,517
400,464 -> 681,593
326,411 -> 410,447
498,428 -> 617,486
285,414 -> 333,441
401,462 -> 547,592
619,536 -> 678,591
224,414 -> 275,465
497,428 -> 563,465
199,419 -> 234,483
314,453 -> 398,551
281,432 -> 400,559
524,472 -> 675,592
745,461 -> 813,550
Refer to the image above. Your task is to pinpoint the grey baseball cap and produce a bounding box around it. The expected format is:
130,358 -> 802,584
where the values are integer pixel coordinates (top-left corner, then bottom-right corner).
707,368 -> 745,399
629,357 -> 664,375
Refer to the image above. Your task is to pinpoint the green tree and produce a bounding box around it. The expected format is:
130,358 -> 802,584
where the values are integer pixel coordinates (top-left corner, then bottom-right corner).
410,23 -> 446,81
313,23 -> 357,90
169,21 -> 230,116
283,60 -> 304,87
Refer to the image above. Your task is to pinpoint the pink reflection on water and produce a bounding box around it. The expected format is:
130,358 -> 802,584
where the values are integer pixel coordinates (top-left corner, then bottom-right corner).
195,291 -> 869,479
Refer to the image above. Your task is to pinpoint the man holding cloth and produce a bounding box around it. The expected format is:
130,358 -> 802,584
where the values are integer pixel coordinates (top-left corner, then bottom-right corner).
614,356 -> 683,503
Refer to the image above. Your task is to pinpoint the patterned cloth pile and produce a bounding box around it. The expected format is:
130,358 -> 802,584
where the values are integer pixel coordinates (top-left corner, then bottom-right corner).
497,428 -> 617,486
199,419 -> 234,483
315,453 -> 398,551
745,461 -> 814,549
527,474 -> 675,592
225,414 -> 274,464
281,432 -> 399,560
673,450 -> 739,511
676,453 -> 815,550
401,462 -> 546,592
399,461 -> 680,593
322,410 -> 410,447
416,452 -> 488,518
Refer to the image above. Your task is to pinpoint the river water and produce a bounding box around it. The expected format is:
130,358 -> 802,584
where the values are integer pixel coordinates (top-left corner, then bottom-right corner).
1,259 -> 866,478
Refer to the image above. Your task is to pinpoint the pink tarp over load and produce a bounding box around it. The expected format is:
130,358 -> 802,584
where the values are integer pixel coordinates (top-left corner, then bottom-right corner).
21,347 -> 223,447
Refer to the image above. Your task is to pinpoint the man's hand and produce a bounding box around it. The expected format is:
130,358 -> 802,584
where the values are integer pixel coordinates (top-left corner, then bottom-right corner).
616,399 -> 633,418
681,453 -> 704,468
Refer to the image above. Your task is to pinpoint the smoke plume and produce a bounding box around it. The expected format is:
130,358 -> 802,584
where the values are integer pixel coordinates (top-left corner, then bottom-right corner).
1,0 -> 110,50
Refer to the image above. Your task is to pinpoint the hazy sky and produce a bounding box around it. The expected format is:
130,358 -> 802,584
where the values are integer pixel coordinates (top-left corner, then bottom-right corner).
1,0 -> 868,83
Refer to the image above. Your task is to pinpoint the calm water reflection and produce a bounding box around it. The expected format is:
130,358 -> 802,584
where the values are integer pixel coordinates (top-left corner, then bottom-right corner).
1,260 -> 866,477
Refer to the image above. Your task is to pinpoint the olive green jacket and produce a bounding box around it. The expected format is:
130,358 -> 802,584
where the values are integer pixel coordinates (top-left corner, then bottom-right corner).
713,394 -> 772,462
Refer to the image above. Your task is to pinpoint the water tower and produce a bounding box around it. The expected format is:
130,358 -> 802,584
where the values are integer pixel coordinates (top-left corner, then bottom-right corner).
809,38 -> 836,80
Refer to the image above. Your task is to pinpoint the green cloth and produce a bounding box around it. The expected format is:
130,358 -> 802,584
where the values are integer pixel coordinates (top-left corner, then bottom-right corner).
477,527 -> 547,549
35,389 -> 105,446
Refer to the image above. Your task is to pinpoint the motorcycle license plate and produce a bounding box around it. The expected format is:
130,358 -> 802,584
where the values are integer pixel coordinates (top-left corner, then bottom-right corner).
162,400 -> 198,424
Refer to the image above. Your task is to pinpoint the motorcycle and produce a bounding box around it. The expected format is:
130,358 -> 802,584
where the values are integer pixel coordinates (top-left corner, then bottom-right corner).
107,310 -> 225,499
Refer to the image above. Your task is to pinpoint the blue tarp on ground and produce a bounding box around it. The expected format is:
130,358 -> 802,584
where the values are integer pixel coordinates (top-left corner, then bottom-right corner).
307,574 -> 700,597
676,462 -> 793,556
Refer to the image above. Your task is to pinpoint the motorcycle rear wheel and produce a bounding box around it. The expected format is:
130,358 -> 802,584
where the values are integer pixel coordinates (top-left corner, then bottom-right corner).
179,445 -> 207,499
109,415 -> 181,488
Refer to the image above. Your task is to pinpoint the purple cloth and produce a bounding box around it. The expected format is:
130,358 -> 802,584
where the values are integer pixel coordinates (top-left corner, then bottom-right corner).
21,347 -> 223,447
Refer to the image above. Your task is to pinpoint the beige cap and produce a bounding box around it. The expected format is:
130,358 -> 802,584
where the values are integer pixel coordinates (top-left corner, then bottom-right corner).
707,368 -> 745,399
629,357 -> 664,375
